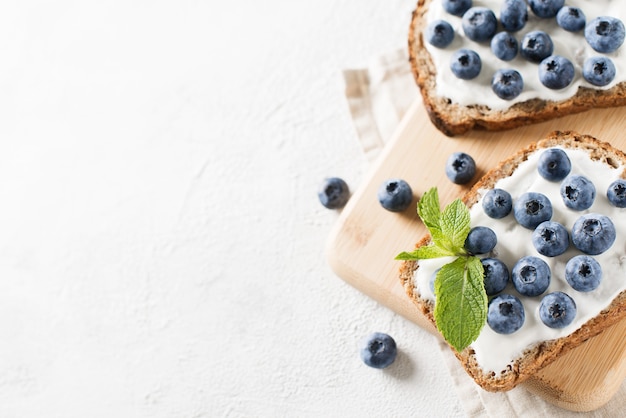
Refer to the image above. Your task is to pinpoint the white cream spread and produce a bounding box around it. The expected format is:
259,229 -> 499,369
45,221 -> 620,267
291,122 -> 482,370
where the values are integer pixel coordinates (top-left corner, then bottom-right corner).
424,0 -> 626,110
414,146 -> 626,373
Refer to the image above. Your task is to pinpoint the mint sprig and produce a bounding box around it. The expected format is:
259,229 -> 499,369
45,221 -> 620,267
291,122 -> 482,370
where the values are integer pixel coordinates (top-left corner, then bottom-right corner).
396,187 -> 487,352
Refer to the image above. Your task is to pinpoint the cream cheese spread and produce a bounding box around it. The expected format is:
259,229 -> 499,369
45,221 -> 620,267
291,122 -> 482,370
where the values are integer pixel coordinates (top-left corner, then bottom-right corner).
414,146 -> 626,373
424,0 -> 626,110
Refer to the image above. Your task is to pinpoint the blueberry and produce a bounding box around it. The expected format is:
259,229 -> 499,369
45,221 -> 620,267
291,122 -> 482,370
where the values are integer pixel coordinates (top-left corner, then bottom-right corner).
532,221 -> 569,257
426,20 -> 455,48
583,56 -> 616,87
359,332 -> 397,369
429,268 -> 441,295
318,177 -> 350,209
491,33 -> 519,61
481,258 -> 510,296
482,188 -> 513,219
442,0 -> 472,17
585,17 -> 626,53
539,55 -> 575,90
565,255 -> 602,292
571,214 -> 616,255
560,175 -> 596,211
512,256 -> 550,297
607,179 -> 626,208
513,192 -> 553,229
528,0 -> 564,19
487,294 -> 525,334
462,7 -> 497,43
556,7 -> 586,32
500,0 -> 528,32
537,148 -> 571,181
445,151 -> 476,184
464,226 -> 497,254
377,178 -> 413,212
539,292 -> 576,329
491,69 -> 524,100
520,31 -> 553,63
450,49 -> 482,80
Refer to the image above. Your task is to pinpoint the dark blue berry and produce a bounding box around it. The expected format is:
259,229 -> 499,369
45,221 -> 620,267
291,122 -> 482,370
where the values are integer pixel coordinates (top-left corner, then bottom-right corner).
481,258 -> 510,296
465,226 -> 497,254
377,178 -> 413,212
607,179 -> 626,208
539,55 -> 575,90
482,188 -> 512,219
583,56 -> 616,87
513,192 -> 553,229
462,7 -> 497,42
539,292 -> 576,329
318,177 -> 350,209
450,49 -> 482,80
445,152 -> 476,184
359,332 -> 397,369
565,255 -> 602,292
500,0 -> 528,32
532,221 -> 569,257
556,7 -> 586,32
571,214 -> 616,255
585,16 -> 626,53
560,175 -> 596,211
528,0 -> 564,19
487,294 -> 525,334
426,20 -> 455,48
520,31 -> 553,63
491,69 -> 524,100
537,148 -> 571,181
491,32 -> 518,61
442,0 -> 472,17
512,256 -> 550,297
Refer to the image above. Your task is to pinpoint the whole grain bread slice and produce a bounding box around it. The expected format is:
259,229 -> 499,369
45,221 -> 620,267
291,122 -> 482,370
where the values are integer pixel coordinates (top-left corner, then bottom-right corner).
409,0 -> 626,136
399,131 -> 626,392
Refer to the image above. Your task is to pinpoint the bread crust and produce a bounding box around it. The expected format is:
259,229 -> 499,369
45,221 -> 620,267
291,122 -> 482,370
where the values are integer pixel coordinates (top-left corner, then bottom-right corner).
399,131 -> 626,392
408,0 -> 626,137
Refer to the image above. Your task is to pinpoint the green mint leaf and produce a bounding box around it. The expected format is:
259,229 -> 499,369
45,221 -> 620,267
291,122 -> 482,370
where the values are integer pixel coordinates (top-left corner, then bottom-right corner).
440,198 -> 471,252
417,187 -> 442,235
395,245 -> 455,260
434,256 -> 487,352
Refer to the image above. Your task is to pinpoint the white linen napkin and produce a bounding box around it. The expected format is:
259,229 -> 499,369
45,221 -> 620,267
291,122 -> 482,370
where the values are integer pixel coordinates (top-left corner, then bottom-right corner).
342,48 -> 626,418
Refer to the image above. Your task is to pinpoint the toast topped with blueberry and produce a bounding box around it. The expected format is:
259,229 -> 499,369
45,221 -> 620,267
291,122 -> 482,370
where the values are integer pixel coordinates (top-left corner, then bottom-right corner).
399,131 -> 626,392
409,0 -> 626,136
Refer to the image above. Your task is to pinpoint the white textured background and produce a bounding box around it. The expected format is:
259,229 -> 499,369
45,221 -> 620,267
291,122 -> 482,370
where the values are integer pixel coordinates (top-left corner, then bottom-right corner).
0,1 -> 465,416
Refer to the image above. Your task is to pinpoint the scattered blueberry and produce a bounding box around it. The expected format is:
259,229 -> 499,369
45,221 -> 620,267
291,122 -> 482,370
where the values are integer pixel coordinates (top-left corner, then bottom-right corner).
607,179 -> 626,208
583,56 -> 616,87
560,175 -> 596,211
430,268 -> 441,295
462,7 -> 498,43
539,55 -> 575,90
565,255 -> 602,292
539,292 -> 577,329
426,20 -> 455,48
491,32 -> 519,61
571,213 -> 616,255
520,31 -> 554,63
482,188 -> 513,219
585,16 -> 626,53
556,7 -> 586,32
377,178 -> 413,212
492,69 -> 524,100
500,0 -> 528,32
512,256 -> 551,297
532,221 -> 569,257
465,226 -> 497,254
513,192 -> 553,229
450,49 -> 482,80
359,332 -> 398,369
537,148 -> 571,181
442,0 -> 472,17
318,177 -> 350,209
445,152 -> 476,184
481,258 -> 510,296
487,294 -> 525,334
528,0 -> 564,19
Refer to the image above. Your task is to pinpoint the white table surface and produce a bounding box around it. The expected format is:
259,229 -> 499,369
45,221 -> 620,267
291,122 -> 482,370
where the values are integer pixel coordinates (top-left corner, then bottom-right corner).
0,1 -> 466,416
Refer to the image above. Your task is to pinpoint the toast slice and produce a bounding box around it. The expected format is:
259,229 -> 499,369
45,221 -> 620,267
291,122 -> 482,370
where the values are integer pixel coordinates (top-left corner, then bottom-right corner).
399,131 -> 626,391
409,0 -> 626,136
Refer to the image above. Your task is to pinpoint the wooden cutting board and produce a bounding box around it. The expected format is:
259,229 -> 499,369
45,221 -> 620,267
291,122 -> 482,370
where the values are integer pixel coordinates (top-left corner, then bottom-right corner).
326,99 -> 626,412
